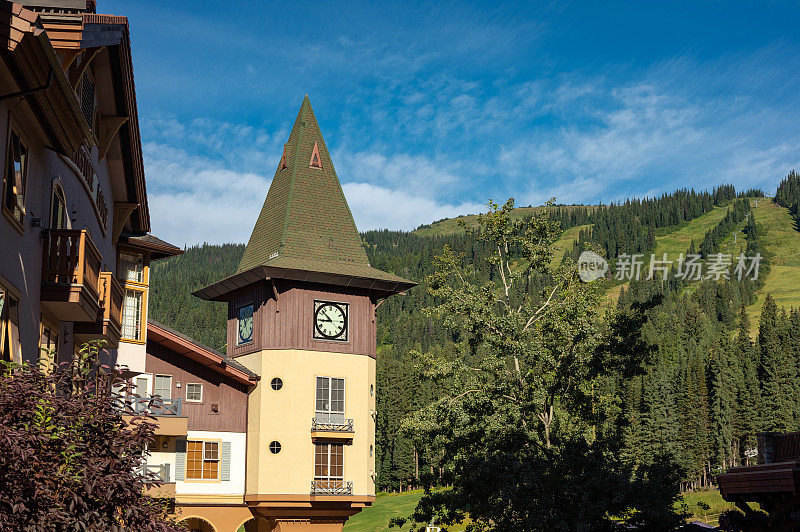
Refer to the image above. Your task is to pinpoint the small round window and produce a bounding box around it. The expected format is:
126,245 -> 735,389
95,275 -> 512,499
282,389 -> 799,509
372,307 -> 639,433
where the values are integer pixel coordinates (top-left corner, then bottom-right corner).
269,441 -> 281,454
270,377 -> 283,391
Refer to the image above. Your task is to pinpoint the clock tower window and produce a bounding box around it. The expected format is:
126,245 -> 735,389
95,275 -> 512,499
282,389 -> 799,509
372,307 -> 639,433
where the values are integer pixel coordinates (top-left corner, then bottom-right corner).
237,304 -> 254,345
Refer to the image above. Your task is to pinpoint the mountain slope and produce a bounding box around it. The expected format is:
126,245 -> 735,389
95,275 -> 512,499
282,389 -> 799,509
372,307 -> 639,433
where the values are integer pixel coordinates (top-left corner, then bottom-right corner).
746,201 -> 800,329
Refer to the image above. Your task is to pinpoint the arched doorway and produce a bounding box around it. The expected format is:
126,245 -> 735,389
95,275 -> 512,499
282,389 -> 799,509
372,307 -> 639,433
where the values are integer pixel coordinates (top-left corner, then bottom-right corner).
180,516 -> 216,532
237,518 -> 261,532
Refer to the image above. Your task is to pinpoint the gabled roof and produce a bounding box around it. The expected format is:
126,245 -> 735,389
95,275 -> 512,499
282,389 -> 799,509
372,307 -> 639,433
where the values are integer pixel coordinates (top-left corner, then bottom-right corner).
194,96 -> 415,301
147,320 -> 258,387
27,8 -> 150,232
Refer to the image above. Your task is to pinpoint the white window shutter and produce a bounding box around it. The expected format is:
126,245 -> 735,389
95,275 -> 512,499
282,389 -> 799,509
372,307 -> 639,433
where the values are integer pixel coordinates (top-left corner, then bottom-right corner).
175,438 -> 186,481
221,441 -> 232,481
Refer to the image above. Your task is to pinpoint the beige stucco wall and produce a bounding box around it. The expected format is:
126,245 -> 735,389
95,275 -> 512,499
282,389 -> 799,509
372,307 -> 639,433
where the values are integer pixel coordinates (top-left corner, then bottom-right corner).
240,349 -> 375,497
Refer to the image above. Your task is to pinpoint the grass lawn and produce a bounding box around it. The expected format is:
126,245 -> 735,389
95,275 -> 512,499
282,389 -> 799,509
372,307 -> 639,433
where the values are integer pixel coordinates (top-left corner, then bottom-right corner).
343,490 -> 468,532
342,488 -> 734,530
745,201 -> 800,332
680,489 -> 737,526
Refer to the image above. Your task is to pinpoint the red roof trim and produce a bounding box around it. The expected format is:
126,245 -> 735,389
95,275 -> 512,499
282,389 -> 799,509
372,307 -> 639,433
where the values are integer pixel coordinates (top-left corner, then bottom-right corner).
147,321 -> 257,387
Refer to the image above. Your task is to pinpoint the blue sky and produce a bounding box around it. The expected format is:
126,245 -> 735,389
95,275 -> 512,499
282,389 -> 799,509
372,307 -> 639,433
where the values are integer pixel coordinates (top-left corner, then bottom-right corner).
104,0 -> 800,246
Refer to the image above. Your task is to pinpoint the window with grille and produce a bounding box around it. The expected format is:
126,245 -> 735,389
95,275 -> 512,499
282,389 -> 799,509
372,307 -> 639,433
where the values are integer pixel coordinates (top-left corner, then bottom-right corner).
153,375 -> 172,399
314,443 -> 344,488
186,383 -> 203,402
186,441 -> 219,480
121,289 -> 143,340
3,130 -> 28,227
315,376 -> 344,423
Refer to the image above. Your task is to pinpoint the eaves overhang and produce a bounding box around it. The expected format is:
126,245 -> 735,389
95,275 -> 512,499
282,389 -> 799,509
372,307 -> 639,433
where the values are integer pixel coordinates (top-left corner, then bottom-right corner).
192,265 -> 417,302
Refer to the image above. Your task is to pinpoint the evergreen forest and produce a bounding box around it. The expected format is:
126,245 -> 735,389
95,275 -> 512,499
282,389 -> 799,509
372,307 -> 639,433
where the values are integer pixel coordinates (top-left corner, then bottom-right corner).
149,174 -> 800,494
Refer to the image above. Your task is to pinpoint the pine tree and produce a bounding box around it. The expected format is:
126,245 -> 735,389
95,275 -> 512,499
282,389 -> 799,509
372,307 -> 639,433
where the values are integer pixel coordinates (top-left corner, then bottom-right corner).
758,294 -> 793,431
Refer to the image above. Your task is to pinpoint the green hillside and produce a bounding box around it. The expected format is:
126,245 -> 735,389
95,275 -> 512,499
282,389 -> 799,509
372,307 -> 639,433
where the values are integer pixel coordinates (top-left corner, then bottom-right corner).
412,204 -> 599,237
746,200 -> 800,330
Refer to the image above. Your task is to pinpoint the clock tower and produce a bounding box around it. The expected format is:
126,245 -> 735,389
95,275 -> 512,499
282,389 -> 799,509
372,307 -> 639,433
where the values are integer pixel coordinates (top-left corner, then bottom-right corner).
193,96 -> 415,531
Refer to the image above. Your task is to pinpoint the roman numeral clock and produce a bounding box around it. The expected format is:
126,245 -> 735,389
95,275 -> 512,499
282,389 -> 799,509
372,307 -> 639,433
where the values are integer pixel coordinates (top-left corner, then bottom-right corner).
193,96 -> 416,531
314,300 -> 348,341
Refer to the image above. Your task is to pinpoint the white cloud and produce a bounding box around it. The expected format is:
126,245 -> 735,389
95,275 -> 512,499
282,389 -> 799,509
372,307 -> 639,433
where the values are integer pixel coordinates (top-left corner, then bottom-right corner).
343,183 -> 484,231
143,142 -> 270,246
142,119 -> 487,246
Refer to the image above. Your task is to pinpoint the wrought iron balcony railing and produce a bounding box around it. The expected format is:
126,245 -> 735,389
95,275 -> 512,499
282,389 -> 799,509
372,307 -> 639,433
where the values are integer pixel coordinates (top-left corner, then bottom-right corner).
311,479 -> 352,495
115,396 -> 182,417
312,415 -> 354,432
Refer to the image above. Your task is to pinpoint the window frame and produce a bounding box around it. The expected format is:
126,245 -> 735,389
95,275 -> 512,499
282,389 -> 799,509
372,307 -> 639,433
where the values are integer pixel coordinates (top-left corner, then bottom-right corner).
186,383 -> 203,403
236,303 -> 254,346
2,127 -> 29,233
117,248 -> 150,344
314,442 -> 344,484
185,439 -> 221,482
49,181 -> 68,230
152,374 -> 172,399
38,315 -> 59,370
315,376 -> 345,421
120,287 -> 146,343
0,277 -> 22,364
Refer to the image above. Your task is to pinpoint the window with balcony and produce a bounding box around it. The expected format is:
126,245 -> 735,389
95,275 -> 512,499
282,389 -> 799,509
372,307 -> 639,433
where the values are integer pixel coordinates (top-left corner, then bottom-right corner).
314,443 -> 345,493
186,441 -> 219,480
50,184 -> 67,230
316,376 -> 344,422
153,375 -> 172,399
2,130 -> 28,229
0,286 -> 21,363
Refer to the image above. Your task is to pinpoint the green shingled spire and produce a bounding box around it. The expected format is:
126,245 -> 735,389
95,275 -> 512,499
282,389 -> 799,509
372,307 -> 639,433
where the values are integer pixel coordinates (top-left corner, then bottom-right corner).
237,97 -> 405,284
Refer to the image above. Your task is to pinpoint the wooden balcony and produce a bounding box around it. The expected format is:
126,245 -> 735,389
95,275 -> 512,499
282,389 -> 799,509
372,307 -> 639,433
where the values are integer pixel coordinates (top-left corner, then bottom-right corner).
117,396 -> 188,436
74,271 -> 123,348
40,229 -> 102,323
719,432 -> 800,503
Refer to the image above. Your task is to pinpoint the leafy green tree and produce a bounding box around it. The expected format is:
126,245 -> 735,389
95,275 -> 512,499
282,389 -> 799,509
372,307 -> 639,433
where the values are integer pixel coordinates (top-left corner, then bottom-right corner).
399,199 -> 684,531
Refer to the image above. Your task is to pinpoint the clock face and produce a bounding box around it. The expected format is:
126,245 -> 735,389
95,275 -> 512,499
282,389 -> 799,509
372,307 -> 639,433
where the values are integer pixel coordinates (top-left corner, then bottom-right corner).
314,301 -> 348,341
237,304 -> 253,345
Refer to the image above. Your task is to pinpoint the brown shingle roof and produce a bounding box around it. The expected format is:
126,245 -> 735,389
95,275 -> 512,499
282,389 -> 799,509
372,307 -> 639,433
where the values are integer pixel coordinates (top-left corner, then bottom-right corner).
194,96 -> 414,300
